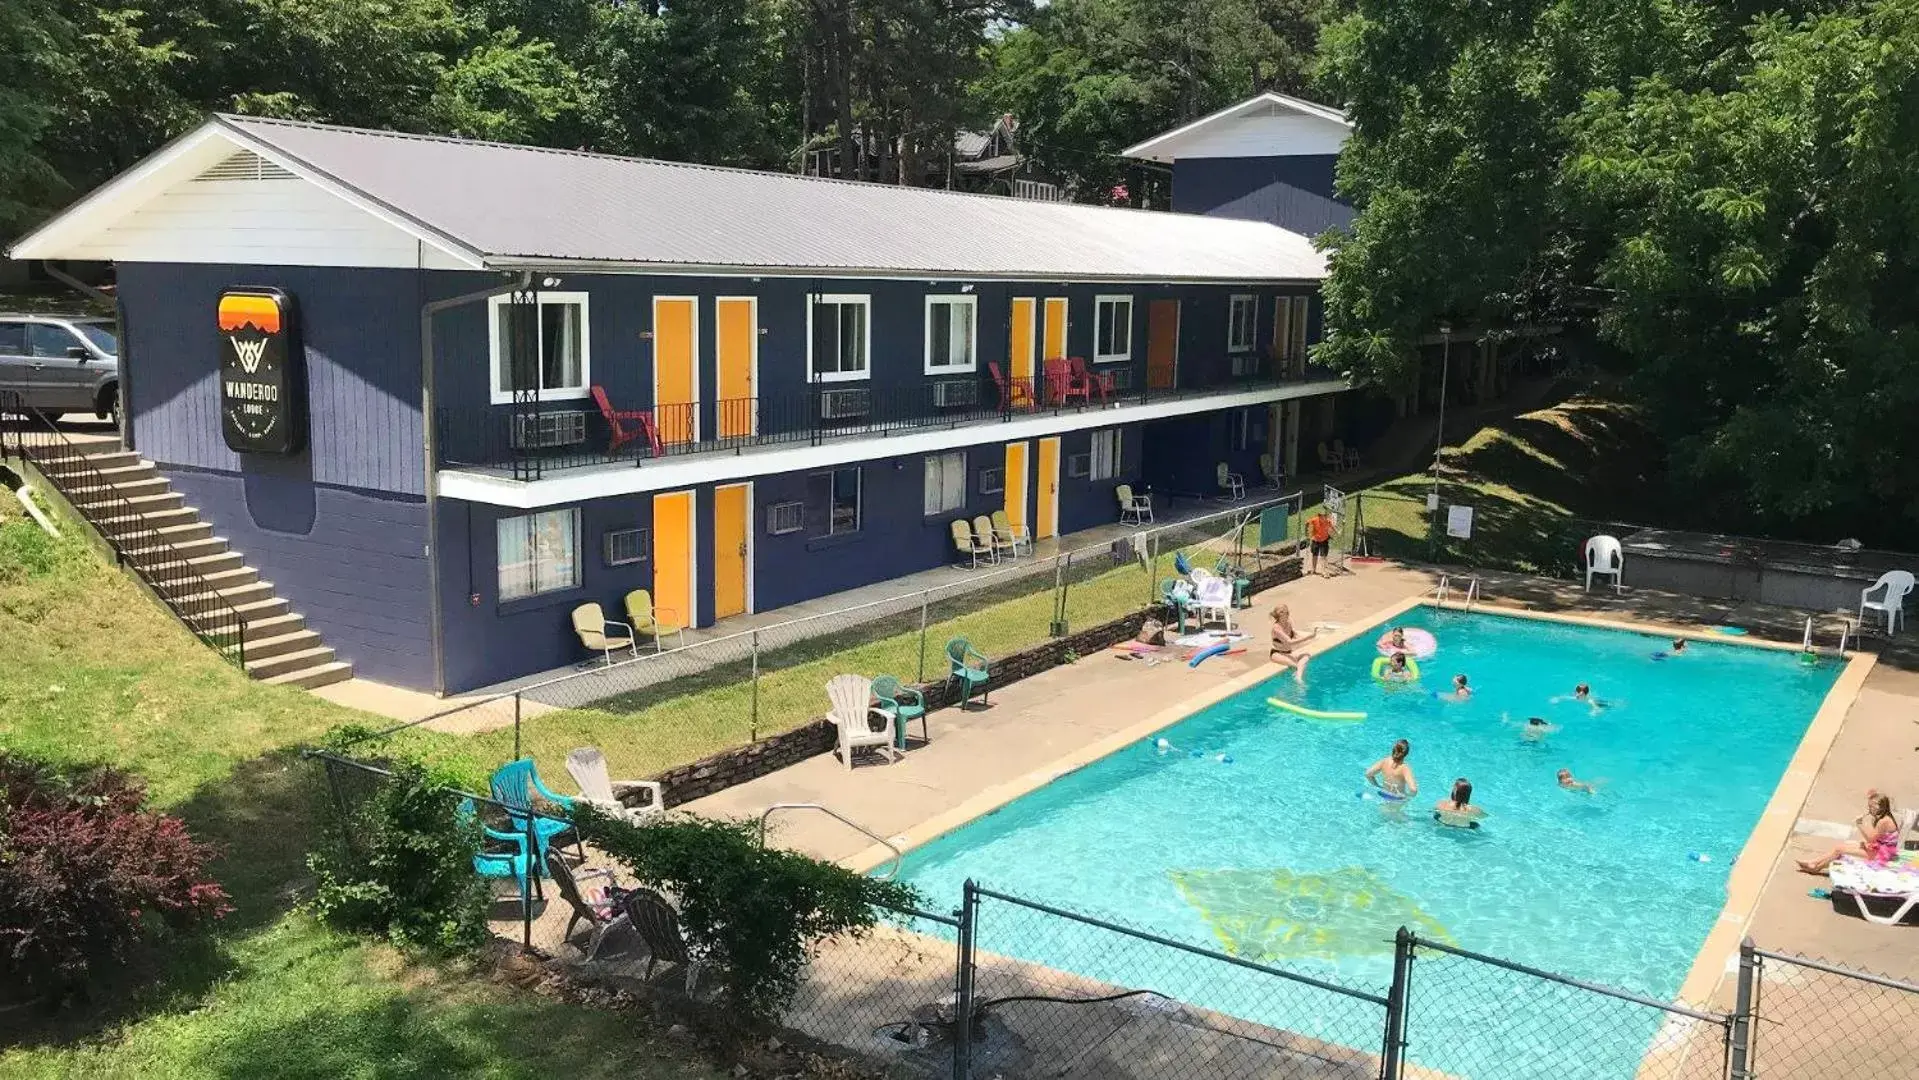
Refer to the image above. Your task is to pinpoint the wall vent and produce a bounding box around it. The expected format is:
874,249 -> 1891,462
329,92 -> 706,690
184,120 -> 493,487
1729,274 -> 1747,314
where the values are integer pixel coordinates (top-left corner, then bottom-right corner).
193,150 -> 296,182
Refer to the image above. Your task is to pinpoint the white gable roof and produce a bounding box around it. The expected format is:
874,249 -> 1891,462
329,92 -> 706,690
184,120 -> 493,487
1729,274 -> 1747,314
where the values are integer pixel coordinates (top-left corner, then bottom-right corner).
14,115 -> 1327,283
1122,92 -> 1352,164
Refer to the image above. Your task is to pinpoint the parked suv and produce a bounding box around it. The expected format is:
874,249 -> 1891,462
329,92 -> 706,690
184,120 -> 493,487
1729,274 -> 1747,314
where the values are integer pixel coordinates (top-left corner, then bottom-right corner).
0,314 -> 120,424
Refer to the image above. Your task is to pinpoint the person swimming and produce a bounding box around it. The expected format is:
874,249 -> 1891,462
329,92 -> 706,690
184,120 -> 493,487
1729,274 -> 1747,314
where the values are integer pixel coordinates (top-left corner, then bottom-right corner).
1557,768 -> 1598,794
1382,651 -> 1416,682
1440,673 -> 1472,700
1652,638 -> 1688,661
1434,778 -> 1485,829
1387,627 -> 1408,652
1522,716 -> 1558,741
1551,682 -> 1609,711
1365,739 -> 1418,800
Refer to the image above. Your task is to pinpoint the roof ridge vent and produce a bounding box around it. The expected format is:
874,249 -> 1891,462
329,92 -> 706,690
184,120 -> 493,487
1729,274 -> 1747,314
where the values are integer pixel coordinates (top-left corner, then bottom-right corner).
193,149 -> 295,182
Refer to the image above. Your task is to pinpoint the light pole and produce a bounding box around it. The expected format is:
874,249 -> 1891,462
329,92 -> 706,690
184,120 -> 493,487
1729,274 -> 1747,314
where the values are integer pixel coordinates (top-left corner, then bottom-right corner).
1430,322 -> 1453,557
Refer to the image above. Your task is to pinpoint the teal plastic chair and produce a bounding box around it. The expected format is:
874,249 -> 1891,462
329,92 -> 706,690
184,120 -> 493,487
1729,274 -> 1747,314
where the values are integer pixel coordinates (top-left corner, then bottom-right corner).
1160,578 -> 1198,632
459,798 -> 536,911
489,758 -> 577,867
946,639 -> 990,707
873,674 -> 928,749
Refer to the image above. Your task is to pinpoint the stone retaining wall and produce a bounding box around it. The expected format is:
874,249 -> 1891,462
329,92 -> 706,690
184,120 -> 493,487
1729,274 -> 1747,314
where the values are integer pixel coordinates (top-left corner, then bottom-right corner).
650,551 -> 1304,807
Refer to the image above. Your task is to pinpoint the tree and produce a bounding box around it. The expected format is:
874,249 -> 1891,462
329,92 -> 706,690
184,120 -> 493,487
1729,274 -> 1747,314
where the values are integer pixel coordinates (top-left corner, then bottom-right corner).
0,0 -> 71,239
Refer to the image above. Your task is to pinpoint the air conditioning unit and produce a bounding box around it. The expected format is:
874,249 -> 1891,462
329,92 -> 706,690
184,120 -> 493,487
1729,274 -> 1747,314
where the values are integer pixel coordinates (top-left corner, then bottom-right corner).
509,410 -> 587,450
819,388 -> 870,420
1066,453 -> 1092,478
1231,353 -> 1261,377
931,380 -> 979,408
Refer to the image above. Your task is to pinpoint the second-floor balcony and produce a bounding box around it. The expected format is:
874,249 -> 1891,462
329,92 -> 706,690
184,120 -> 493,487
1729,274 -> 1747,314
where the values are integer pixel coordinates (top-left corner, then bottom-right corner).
437,359 -> 1347,483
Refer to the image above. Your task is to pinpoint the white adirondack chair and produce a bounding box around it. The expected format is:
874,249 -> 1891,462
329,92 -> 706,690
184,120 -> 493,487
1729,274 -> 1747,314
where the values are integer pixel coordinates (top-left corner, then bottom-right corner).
1860,570 -> 1915,635
826,674 -> 897,770
1584,535 -> 1624,593
565,746 -> 664,823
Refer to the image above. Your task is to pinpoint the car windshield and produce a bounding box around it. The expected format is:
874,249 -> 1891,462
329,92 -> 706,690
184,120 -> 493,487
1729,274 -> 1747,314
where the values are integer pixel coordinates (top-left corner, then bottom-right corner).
73,320 -> 117,355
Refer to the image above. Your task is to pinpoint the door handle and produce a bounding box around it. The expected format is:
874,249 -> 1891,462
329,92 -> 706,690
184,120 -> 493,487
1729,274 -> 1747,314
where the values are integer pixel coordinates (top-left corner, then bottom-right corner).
737,542 -> 747,557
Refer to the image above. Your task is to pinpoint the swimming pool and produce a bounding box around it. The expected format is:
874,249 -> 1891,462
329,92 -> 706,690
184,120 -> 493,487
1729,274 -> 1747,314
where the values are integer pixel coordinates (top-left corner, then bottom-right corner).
893,608 -> 1844,1078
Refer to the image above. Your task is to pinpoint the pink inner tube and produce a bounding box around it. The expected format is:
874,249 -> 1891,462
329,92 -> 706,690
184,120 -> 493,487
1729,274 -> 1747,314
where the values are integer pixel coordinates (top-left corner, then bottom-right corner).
1377,627 -> 1438,660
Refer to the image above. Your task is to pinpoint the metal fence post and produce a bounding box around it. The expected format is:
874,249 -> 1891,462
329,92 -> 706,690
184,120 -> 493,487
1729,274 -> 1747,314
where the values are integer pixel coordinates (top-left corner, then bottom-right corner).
749,629 -> 761,742
512,692 -> 522,761
522,812 -> 537,949
1729,937 -> 1757,1080
955,879 -> 979,1080
917,592 -> 931,684
1380,927 -> 1414,1080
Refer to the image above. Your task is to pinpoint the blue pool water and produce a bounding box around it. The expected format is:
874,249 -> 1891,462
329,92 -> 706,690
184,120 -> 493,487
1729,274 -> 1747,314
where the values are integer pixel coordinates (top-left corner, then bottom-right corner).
894,610 -> 1843,1078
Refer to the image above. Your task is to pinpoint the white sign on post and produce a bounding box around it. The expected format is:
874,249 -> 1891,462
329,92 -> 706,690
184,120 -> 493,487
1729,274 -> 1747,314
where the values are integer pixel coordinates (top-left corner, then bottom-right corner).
1446,504 -> 1475,539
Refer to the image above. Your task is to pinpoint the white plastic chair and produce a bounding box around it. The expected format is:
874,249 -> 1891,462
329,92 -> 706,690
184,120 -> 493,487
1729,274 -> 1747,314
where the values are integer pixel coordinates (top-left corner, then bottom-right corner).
565,747 -> 664,823
826,674 -> 898,770
1216,463 -> 1246,502
1584,535 -> 1624,593
1116,484 -> 1153,525
1860,570 -> 1914,634
1196,577 -> 1235,631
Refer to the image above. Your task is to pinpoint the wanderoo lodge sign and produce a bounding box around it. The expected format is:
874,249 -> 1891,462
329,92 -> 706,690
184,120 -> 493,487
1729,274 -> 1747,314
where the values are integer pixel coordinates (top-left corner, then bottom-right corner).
217,288 -> 306,455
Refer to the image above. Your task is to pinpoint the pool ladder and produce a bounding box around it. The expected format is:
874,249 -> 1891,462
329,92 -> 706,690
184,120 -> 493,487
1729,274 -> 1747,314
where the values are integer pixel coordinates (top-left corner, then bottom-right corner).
1805,615 -> 1856,658
1433,574 -> 1481,612
758,802 -> 903,880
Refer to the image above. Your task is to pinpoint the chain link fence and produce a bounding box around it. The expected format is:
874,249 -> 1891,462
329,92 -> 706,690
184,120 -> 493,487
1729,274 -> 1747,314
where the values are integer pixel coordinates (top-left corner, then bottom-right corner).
1736,944 -> 1919,1080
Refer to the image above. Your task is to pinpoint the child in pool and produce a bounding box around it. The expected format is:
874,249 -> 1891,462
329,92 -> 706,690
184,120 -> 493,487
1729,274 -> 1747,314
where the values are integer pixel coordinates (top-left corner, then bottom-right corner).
1439,673 -> 1472,700
1551,683 -> 1609,712
1382,651 -> 1416,682
1387,627 -> 1408,652
1434,778 -> 1485,829
1557,768 -> 1598,794
1651,638 -> 1688,660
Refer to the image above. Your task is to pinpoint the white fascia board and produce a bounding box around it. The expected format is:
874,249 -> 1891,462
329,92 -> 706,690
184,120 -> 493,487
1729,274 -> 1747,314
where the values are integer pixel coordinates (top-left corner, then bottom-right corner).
439,379 -> 1351,509
9,125 -> 234,260
1120,92 -> 1353,163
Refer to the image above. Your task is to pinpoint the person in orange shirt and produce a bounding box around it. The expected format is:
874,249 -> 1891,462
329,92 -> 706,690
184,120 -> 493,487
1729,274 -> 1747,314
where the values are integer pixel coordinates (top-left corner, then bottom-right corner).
1305,508 -> 1335,575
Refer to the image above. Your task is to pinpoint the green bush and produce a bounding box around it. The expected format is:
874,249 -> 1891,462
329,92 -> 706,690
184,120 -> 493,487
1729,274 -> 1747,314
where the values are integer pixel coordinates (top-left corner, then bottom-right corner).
307,754 -> 491,954
577,805 -> 921,1026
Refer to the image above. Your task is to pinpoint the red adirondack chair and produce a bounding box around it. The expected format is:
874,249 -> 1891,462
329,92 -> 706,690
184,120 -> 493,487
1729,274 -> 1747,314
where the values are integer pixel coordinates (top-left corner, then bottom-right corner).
591,385 -> 663,458
1044,357 -> 1090,405
1068,356 -> 1115,401
988,361 -> 1035,410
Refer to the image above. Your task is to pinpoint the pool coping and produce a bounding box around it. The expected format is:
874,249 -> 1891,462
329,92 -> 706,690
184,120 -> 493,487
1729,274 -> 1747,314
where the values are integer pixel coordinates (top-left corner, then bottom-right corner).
846,594 -> 1877,1016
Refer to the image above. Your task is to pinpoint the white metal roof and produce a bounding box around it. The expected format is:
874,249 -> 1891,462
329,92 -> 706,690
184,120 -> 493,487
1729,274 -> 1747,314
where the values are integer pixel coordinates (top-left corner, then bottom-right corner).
1122,92 -> 1352,164
13,115 -> 1326,283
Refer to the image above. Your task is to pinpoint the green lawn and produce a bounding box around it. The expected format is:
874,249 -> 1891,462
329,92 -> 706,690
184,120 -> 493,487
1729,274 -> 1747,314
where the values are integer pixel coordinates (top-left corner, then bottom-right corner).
0,501 -> 724,1080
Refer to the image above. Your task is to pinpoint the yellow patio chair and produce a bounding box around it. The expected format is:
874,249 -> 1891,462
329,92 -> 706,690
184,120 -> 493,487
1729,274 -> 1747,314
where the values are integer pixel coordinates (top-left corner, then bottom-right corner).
623,589 -> 687,652
990,509 -> 1032,558
572,603 -> 637,665
975,514 -> 1016,563
951,518 -> 993,569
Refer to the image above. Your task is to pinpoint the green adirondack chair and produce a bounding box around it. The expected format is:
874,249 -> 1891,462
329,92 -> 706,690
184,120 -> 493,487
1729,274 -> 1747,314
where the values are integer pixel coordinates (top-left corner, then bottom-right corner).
946,639 -> 990,707
872,674 -> 928,749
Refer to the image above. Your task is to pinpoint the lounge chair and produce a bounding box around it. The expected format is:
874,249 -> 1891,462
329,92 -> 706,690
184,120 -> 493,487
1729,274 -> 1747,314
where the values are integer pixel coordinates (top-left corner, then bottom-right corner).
990,509 -> 1032,558
977,513 -> 1016,562
1860,570 -> 1914,635
564,746 -> 664,823
872,674 -> 928,749
1116,483 -> 1153,526
1333,438 -> 1360,469
619,887 -> 707,993
572,603 -> 637,665
946,638 -> 990,707
460,798 -> 538,911
1829,856 -> 1919,926
544,848 -> 631,960
951,518 -> 993,568
1259,453 -> 1283,490
591,385 -> 663,458
1216,462 -> 1246,502
489,758 -> 578,866
1584,535 -> 1624,593
826,674 -> 897,770
1316,441 -> 1347,474
623,589 -> 687,651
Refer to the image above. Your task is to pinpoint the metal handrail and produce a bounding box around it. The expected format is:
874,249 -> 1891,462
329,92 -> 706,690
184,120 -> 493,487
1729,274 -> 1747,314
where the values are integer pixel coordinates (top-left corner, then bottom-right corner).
758,802 -> 903,880
1433,574 -> 1451,608
1463,576 -> 1481,610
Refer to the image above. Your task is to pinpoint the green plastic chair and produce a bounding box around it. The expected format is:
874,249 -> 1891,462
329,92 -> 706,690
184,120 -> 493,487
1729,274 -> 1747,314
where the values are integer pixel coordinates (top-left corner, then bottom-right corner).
945,639 -> 990,707
872,674 -> 928,749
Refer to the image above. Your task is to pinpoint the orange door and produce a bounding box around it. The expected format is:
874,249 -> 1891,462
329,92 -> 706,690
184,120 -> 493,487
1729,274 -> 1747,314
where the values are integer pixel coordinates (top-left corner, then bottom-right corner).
716,298 -> 756,438
1147,300 -> 1179,389
712,482 -> 750,619
653,297 -> 697,444
1035,436 -> 1060,540
1004,441 -> 1029,538
652,490 -> 696,627
1043,297 -> 1069,361
1008,298 -> 1037,406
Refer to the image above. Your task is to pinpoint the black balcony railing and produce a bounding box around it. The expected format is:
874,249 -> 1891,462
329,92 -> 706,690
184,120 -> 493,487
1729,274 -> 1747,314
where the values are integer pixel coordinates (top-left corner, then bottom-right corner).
437,362 -> 1340,480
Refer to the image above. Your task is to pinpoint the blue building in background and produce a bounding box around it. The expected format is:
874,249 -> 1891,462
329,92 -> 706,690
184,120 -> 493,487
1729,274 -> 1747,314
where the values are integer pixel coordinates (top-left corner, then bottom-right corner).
13,115 -> 1348,694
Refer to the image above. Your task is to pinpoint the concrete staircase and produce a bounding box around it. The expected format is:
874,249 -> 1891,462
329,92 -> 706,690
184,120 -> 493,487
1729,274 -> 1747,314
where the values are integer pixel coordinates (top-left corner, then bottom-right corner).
35,449 -> 354,690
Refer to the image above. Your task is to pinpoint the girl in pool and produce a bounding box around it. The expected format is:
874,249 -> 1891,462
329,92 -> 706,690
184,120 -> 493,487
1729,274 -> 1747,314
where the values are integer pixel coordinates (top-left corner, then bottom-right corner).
1268,605 -> 1319,684
1365,739 -> 1418,799
1435,778 -> 1485,829
1798,792 -> 1900,874
1386,627 -> 1408,652
1557,768 -> 1599,794
1440,673 -> 1472,700
1552,683 -> 1610,712
1381,651 -> 1417,682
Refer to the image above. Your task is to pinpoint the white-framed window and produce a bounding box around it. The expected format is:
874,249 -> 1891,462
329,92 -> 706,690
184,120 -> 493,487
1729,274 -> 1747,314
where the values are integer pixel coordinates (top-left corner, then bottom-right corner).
1227,294 -> 1258,353
808,466 -> 862,535
1090,428 -> 1121,481
809,294 -> 871,382
497,508 -> 580,601
489,292 -> 590,404
1094,295 -> 1133,363
924,295 -> 977,374
924,451 -> 968,516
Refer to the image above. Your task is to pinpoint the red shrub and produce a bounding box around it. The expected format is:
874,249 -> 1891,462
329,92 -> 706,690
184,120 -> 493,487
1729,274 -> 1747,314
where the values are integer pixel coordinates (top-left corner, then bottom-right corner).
0,754 -> 231,1001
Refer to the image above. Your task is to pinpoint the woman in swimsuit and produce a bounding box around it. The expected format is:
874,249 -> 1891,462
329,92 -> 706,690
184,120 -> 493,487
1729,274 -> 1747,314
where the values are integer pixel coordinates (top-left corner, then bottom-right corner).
1799,792 -> 1900,873
1435,778 -> 1486,828
1268,605 -> 1319,684
1365,739 -> 1417,799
